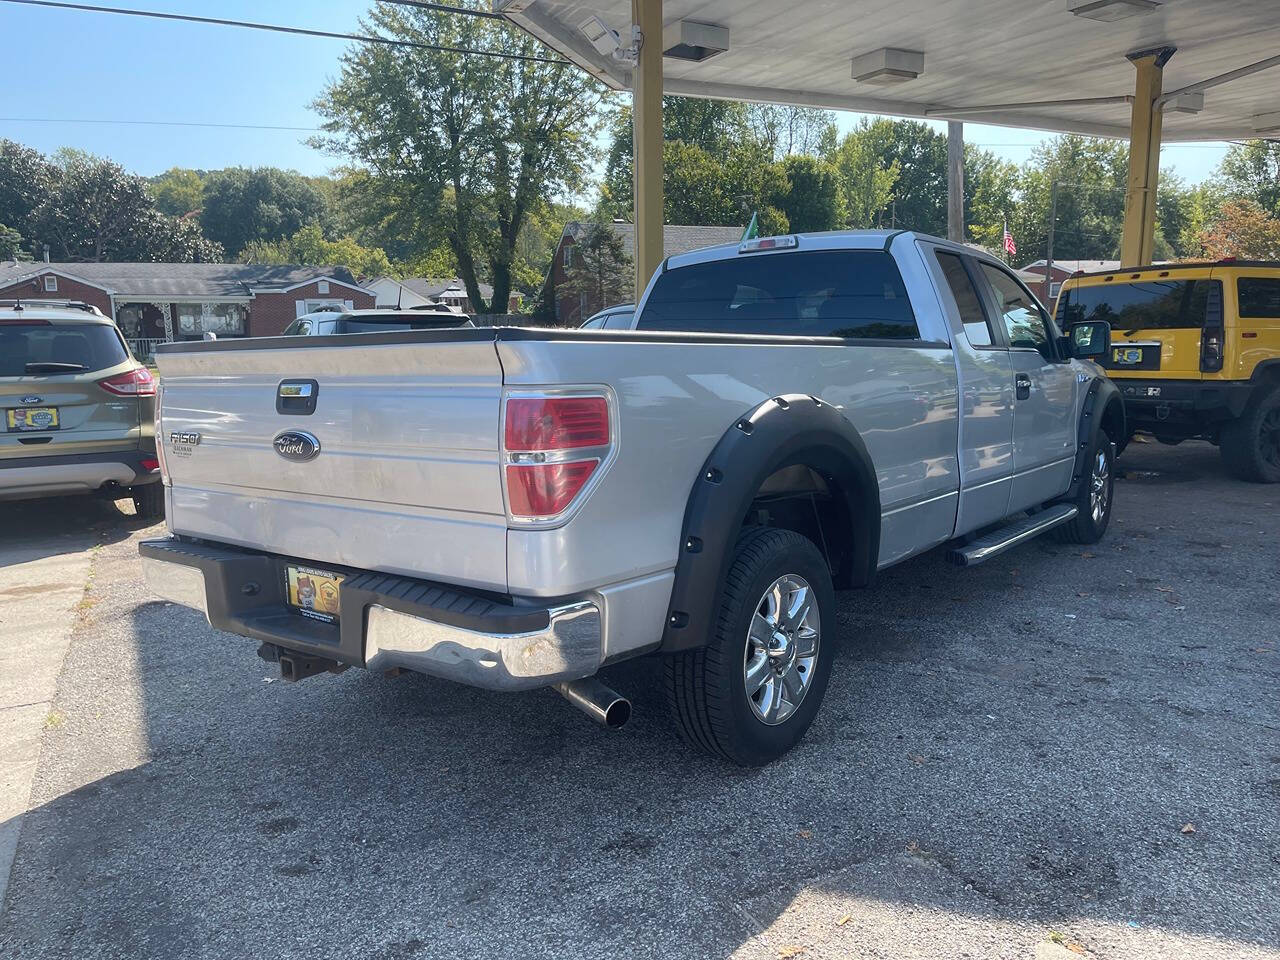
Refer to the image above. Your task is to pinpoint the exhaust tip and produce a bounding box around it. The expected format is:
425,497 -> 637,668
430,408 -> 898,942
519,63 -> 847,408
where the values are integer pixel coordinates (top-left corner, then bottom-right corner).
555,677 -> 631,729
602,696 -> 631,729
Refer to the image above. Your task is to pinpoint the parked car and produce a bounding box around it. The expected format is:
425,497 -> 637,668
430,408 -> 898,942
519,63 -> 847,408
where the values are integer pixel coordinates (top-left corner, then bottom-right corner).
281,308 -> 474,336
1,299 -> 162,517
580,304 -> 635,329
1056,260 -> 1280,481
139,230 -> 1123,765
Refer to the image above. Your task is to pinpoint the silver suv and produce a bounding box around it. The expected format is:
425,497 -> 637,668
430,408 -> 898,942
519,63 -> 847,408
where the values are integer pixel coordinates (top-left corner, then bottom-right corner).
0,299 -> 162,518
281,307 -> 475,336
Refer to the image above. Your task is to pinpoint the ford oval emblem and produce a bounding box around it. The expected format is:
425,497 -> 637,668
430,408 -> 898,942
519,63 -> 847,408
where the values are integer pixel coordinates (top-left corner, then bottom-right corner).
273,430 -> 321,462
21,395 -> 42,405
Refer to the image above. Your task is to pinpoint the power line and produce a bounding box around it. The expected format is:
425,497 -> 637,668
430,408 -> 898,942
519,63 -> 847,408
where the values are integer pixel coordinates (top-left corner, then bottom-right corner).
0,0 -> 570,64
1,116 -> 321,132
382,1 -> 505,20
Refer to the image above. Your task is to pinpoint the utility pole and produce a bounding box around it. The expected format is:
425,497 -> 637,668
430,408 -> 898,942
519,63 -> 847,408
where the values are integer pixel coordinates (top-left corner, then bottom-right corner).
947,121 -> 965,243
1046,179 -> 1058,305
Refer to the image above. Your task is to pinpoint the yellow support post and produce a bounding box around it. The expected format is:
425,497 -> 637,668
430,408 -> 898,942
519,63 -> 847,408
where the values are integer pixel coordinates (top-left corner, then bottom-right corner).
1120,47 -> 1175,268
631,0 -> 664,300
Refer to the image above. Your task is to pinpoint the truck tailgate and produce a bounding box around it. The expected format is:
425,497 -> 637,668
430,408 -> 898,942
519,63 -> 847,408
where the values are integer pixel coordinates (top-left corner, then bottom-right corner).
155,335 -> 508,591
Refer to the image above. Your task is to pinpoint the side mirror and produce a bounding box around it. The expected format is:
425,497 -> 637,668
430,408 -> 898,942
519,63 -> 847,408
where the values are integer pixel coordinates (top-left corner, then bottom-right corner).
1068,320 -> 1110,360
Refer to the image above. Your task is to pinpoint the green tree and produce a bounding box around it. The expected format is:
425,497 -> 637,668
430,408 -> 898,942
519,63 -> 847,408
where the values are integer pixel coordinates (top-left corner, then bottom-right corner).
200,167 -> 329,257
241,222 -> 392,277
1218,140 -> 1280,217
559,216 -> 633,323
829,130 -> 898,228
744,104 -> 837,159
774,155 -> 844,232
313,2 -> 607,314
150,167 -> 205,217
856,119 -> 949,234
1010,135 -> 1129,266
0,223 -> 27,260
36,149 -> 222,262
963,145 -> 1019,253
0,140 -> 57,254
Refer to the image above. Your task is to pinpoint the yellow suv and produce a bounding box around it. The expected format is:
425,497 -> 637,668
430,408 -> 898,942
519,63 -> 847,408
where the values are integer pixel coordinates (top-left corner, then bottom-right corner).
1056,261 -> 1280,482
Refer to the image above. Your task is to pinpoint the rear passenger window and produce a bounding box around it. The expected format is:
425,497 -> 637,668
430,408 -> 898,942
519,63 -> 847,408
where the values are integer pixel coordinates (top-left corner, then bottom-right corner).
936,252 -> 996,347
1239,278 -> 1280,318
638,251 -> 920,340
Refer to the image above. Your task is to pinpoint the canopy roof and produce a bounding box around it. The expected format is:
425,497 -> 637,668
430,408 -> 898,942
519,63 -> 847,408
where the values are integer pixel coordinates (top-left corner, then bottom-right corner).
498,0 -> 1280,141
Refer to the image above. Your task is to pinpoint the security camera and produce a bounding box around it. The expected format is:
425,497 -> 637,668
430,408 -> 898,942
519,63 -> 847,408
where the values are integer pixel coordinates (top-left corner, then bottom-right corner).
578,14 -> 622,57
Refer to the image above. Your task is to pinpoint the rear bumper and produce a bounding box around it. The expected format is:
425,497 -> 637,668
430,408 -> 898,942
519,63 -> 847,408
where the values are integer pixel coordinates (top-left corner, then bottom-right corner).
1113,378 -> 1254,429
138,537 -> 605,691
0,449 -> 160,501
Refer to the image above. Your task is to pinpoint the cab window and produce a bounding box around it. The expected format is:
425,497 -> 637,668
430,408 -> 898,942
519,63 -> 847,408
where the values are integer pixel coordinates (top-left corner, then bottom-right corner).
638,251 -> 920,339
937,252 -> 997,347
282,319 -> 312,336
978,263 -> 1053,360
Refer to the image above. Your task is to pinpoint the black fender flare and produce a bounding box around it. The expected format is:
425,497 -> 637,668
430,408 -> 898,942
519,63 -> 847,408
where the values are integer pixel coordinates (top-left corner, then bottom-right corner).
1065,376 -> 1126,497
659,394 -> 880,654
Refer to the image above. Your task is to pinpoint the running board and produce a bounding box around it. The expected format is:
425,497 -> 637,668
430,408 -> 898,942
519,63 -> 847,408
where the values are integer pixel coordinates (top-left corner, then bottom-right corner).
946,504 -> 1078,567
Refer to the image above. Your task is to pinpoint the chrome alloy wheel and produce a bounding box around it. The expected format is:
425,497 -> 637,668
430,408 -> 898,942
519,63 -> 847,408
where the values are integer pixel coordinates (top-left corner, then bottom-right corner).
1090,444 -> 1112,525
743,574 -> 820,725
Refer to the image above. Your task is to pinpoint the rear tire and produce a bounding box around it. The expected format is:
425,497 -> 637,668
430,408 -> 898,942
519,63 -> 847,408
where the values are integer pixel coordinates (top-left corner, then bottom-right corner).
1051,429 -> 1114,545
664,526 -> 835,766
131,482 -> 165,521
1220,385 -> 1280,483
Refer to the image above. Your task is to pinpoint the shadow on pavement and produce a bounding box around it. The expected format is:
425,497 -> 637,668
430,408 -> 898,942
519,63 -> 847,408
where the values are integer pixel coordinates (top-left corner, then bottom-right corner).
0,495 -> 152,567
2,441 -> 1278,959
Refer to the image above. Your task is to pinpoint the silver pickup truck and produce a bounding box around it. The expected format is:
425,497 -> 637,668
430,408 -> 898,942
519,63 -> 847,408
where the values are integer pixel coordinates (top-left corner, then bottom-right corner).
140,230 -> 1124,765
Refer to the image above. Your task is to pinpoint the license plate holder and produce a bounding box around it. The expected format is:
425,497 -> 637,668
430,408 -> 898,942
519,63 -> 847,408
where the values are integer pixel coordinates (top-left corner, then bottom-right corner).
6,406 -> 60,432
284,564 -> 344,624
1112,346 -> 1145,366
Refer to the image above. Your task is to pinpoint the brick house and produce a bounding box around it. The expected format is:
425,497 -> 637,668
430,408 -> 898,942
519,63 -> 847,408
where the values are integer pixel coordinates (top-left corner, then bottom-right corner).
0,261 -> 375,358
543,222 -> 744,325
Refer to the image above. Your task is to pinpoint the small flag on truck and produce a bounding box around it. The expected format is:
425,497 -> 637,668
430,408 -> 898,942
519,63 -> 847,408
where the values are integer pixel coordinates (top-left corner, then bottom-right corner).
741,211 -> 760,242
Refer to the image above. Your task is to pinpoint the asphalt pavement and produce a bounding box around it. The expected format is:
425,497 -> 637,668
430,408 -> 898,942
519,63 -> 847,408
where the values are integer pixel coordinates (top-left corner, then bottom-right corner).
0,440 -> 1277,960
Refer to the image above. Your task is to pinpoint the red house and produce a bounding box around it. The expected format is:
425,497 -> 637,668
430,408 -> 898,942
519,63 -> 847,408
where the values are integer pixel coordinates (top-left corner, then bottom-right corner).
0,261 -> 375,359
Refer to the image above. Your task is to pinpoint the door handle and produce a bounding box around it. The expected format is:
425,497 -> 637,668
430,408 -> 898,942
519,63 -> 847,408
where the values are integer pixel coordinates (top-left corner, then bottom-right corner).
1015,373 -> 1032,400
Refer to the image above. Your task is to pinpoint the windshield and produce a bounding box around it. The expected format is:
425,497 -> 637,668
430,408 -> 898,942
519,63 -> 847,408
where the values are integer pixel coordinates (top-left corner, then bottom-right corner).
1057,279 -> 1220,332
331,315 -> 473,333
0,321 -> 129,376
637,251 -> 919,339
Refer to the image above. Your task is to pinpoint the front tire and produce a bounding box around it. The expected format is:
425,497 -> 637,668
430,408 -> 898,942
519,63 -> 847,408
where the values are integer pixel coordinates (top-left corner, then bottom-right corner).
1220,385 -> 1280,483
1052,430 -> 1114,544
664,527 -> 836,766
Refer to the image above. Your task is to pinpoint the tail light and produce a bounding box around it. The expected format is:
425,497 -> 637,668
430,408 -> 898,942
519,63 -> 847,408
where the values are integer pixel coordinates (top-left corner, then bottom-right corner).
1201,281 -> 1225,373
99,366 -> 156,396
502,393 -> 612,523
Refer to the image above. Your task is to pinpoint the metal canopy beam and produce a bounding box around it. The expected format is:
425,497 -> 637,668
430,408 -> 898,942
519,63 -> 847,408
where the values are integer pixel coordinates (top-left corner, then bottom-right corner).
496,0 -> 1280,142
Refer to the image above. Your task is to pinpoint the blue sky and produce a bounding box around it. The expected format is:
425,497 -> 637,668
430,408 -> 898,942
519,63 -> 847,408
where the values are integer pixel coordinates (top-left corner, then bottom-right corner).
2,0 -> 1232,187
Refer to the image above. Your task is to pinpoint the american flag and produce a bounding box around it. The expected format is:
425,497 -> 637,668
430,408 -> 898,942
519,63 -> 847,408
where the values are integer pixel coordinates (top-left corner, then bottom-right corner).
1003,220 -> 1017,257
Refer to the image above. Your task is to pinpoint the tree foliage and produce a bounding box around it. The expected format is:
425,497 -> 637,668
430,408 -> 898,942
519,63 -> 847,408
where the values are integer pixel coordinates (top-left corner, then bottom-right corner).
1193,199 -> 1280,260
312,1 -> 608,313
199,167 -> 329,257
7,148 -> 223,262
774,155 -> 844,232
560,216 -> 633,323
1218,140 -> 1280,218
150,167 -> 205,217
240,222 -> 392,277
